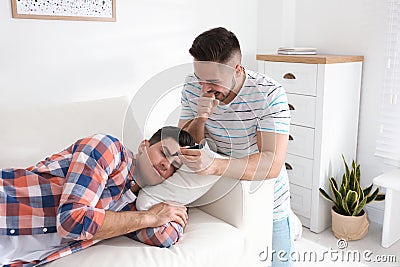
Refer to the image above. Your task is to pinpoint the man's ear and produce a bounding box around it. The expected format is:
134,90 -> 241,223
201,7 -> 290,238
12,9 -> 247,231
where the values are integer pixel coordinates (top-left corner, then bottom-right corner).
138,140 -> 150,154
234,64 -> 243,78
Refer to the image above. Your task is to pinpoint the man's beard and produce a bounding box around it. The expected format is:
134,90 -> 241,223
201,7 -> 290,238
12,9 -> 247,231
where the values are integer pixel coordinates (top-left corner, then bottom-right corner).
220,77 -> 236,103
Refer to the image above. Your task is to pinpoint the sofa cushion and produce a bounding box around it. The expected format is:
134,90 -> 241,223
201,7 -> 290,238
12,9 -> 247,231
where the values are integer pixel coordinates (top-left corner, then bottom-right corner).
46,208 -> 245,267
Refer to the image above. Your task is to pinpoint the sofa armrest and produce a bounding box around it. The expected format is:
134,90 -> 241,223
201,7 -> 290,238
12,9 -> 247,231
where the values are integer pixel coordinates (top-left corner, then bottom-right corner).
190,177 -> 275,267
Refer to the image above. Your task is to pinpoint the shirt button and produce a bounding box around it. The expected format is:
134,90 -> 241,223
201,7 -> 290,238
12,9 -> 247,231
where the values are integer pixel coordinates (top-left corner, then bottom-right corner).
43,228 -> 48,233
10,229 -> 15,234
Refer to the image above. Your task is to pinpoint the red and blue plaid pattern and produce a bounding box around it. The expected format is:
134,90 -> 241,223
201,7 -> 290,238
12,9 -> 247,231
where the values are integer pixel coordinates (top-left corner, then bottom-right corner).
1,134 -> 183,266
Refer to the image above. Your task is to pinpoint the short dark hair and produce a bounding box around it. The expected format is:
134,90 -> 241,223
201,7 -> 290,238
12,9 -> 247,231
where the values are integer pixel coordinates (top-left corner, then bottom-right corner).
189,27 -> 241,63
149,126 -> 194,147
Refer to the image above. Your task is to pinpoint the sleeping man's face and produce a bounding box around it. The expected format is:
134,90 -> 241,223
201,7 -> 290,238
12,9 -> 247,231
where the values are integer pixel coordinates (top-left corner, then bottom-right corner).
135,137 -> 182,187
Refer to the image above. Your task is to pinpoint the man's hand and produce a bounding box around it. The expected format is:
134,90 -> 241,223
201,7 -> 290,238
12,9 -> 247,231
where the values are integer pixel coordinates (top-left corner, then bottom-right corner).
179,147 -> 217,175
197,92 -> 219,121
146,202 -> 188,228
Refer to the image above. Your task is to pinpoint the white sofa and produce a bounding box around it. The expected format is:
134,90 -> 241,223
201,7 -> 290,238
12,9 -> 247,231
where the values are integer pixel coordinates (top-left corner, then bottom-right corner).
0,96 -> 274,267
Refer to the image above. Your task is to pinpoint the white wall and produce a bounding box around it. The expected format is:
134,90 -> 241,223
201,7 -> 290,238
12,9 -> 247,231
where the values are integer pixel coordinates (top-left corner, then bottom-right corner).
0,0 -> 259,162
0,0 -> 258,105
258,0 -> 391,223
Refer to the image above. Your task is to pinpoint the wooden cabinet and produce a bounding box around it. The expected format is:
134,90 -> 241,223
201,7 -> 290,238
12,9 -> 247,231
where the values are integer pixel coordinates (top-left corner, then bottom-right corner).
257,54 -> 364,233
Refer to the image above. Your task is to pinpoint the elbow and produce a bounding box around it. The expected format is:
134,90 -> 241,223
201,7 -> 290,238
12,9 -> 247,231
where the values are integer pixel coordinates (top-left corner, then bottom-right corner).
56,222 -> 82,240
153,223 -> 181,248
260,152 -> 285,179
128,223 -> 182,248
266,161 -> 285,179
135,236 -> 177,248
267,167 -> 282,179
57,206 -> 105,240
158,237 -> 177,248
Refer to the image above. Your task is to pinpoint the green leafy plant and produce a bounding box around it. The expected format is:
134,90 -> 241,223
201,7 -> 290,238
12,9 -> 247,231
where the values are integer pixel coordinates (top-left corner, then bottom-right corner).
319,155 -> 385,216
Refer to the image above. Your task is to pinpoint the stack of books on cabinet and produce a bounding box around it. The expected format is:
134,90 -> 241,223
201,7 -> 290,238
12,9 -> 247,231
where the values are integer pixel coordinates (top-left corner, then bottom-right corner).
277,47 -> 317,55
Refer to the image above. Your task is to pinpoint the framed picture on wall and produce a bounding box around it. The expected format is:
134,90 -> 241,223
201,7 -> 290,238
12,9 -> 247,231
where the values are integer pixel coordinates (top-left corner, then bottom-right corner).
11,0 -> 116,22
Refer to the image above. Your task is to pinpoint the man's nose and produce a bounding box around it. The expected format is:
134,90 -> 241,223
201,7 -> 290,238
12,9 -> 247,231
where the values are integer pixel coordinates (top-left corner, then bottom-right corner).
201,83 -> 214,94
161,158 -> 171,170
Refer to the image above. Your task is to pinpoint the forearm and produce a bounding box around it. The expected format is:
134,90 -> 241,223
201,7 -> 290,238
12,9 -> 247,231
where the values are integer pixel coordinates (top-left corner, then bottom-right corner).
212,151 -> 283,181
93,202 -> 187,240
92,210 -> 153,240
181,118 -> 206,143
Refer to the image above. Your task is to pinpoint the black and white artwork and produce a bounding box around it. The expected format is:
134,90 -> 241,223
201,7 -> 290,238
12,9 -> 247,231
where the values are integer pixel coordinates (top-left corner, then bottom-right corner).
11,0 -> 116,21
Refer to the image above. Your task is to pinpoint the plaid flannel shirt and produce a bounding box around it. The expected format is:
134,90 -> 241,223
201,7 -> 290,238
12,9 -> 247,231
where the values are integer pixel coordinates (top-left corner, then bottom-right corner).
0,134 -> 182,267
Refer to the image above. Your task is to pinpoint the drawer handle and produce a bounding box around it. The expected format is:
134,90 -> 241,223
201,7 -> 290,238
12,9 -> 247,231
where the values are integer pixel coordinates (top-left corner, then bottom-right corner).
289,135 -> 294,141
283,73 -> 296,80
285,163 -> 293,170
288,103 -> 295,110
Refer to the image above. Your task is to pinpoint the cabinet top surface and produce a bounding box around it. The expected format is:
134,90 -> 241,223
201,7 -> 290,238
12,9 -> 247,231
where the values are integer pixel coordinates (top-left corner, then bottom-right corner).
256,54 -> 364,64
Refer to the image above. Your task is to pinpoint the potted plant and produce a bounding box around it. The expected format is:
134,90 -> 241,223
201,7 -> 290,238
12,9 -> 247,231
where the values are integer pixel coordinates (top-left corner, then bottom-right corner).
319,155 -> 385,241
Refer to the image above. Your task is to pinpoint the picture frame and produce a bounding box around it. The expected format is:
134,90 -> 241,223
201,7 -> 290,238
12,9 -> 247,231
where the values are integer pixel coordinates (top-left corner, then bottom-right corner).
11,0 -> 116,22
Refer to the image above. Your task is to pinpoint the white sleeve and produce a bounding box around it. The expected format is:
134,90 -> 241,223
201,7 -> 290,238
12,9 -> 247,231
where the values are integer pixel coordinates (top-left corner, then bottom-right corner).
258,82 -> 291,134
179,75 -> 200,121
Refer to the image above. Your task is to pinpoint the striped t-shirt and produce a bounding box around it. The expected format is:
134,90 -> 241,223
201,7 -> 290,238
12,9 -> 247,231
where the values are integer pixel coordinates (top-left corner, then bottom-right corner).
179,69 -> 291,221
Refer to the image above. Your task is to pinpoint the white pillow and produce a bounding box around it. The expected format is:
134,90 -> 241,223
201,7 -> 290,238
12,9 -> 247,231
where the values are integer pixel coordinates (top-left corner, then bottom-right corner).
135,144 -> 226,211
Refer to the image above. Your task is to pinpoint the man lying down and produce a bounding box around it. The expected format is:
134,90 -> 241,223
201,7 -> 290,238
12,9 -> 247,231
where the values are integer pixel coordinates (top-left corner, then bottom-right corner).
0,126 -> 200,267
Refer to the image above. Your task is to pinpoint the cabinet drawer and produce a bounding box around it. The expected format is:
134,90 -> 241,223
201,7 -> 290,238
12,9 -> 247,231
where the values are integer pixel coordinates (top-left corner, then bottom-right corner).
290,184 -> 312,218
287,93 -> 316,128
285,154 -> 313,189
265,62 -> 318,96
288,125 -> 315,159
